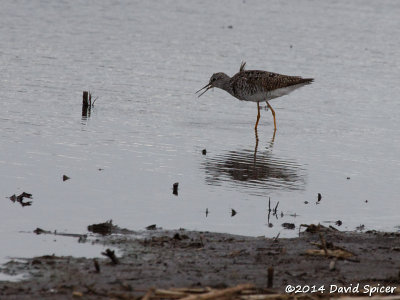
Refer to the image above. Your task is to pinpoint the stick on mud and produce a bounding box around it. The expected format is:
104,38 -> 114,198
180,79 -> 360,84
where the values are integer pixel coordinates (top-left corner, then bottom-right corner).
180,283 -> 254,300
319,232 -> 328,256
93,259 -> 100,273
101,249 -> 119,264
267,266 -> 274,288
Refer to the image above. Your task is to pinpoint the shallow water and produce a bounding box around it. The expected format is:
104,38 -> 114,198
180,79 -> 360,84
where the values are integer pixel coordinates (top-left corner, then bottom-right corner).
1,0 -> 400,263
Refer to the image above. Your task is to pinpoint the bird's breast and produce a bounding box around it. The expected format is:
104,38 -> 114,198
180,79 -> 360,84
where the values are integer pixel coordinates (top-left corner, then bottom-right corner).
236,91 -> 270,102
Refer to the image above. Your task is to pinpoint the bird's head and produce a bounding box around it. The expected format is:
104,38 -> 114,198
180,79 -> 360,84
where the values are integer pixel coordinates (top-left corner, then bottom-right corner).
196,72 -> 230,97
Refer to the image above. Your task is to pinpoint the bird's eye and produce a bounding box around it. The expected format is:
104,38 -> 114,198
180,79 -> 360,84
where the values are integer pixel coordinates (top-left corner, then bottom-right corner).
212,78 -> 216,82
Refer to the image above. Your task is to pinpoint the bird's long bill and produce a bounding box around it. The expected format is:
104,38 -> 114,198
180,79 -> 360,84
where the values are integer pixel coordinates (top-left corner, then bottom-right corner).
195,83 -> 212,98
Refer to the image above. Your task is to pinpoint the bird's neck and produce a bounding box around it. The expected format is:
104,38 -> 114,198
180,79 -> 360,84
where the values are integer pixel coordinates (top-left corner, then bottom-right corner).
218,78 -> 234,95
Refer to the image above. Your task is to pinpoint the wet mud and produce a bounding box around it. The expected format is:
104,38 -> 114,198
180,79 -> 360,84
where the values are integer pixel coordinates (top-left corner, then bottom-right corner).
1,228 -> 400,299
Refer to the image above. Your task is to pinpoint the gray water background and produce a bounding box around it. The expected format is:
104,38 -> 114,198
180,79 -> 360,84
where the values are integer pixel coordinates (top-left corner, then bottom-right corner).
1,0 -> 400,268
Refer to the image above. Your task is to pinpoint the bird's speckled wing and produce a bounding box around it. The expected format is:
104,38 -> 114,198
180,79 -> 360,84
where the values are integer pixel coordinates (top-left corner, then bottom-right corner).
230,70 -> 313,100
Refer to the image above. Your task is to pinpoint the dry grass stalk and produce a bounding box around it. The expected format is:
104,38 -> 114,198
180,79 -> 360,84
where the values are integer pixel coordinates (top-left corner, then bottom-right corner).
179,283 -> 254,300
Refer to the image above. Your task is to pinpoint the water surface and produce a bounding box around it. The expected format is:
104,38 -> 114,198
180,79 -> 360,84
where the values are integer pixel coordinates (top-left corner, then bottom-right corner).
1,0 -> 400,263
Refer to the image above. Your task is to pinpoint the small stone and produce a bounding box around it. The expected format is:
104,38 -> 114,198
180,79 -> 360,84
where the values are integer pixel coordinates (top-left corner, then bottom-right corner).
329,259 -> 336,271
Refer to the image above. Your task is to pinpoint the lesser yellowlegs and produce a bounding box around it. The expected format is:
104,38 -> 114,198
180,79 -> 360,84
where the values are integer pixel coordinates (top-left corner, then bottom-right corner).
196,62 -> 313,130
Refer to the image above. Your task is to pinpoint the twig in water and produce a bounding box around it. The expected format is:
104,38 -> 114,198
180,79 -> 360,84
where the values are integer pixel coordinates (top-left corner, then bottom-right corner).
273,201 -> 279,214
92,96 -> 99,106
268,197 -> 271,213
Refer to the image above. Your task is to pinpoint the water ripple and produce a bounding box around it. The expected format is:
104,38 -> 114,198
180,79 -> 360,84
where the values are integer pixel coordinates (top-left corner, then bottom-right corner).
203,147 -> 306,196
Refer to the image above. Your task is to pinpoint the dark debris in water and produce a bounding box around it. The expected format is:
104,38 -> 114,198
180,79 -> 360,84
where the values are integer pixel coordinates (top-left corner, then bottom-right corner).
9,192 -> 33,207
146,224 -> 158,230
33,228 -> 51,235
62,175 -> 70,181
88,220 -> 114,235
33,227 -> 87,240
34,221 -> 132,240
88,219 -> 136,235
172,182 -> 179,195
231,209 -> 237,217
300,224 -> 338,234
282,223 -> 295,230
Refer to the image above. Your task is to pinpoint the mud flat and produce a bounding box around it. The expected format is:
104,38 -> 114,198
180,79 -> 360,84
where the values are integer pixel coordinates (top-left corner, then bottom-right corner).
1,227 -> 400,299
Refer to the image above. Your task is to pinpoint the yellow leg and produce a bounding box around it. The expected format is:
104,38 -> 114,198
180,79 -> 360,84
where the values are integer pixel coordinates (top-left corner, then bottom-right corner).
255,102 -> 261,130
271,128 -> 276,143
266,101 -> 277,130
253,127 -> 259,162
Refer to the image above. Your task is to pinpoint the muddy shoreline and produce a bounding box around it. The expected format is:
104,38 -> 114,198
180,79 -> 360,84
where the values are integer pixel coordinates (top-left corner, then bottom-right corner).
1,227 -> 400,299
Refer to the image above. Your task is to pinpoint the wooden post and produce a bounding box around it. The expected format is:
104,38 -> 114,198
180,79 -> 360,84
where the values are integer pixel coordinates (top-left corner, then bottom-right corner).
82,91 -> 89,107
82,91 -> 90,117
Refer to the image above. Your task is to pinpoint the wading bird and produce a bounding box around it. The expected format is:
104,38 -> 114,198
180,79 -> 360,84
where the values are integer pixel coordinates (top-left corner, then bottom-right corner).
196,62 -> 313,131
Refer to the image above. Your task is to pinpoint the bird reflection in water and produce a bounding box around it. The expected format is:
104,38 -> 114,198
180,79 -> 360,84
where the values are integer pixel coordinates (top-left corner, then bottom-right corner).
203,129 -> 306,194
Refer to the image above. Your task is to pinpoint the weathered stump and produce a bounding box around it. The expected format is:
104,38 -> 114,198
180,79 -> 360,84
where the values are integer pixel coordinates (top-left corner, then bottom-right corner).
82,91 -> 91,117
